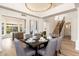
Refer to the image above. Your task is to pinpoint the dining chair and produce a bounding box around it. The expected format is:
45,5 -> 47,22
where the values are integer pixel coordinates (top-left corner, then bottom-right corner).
13,32 -> 26,48
56,36 -> 63,55
34,34 -> 41,39
25,34 -> 32,40
13,32 -> 24,41
38,39 -> 57,56
14,38 -> 35,56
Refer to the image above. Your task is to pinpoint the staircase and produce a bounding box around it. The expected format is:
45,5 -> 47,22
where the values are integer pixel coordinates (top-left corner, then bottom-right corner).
53,21 -> 60,36
53,17 -> 65,37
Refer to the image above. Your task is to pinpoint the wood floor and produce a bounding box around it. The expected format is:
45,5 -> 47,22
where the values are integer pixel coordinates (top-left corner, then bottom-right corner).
59,36 -> 79,56
0,43 -> 16,56
0,36 -> 79,56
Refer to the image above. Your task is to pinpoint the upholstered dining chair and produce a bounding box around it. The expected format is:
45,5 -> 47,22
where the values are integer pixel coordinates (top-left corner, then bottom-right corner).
56,36 -> 63,55
38,39 -> 57,56
14,38 -> 35,56
25,34 -> 32,40
12,32 -> 24,41
13,32 -> 26,48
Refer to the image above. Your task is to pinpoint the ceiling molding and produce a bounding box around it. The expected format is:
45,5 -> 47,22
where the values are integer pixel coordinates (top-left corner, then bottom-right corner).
0,5 -> 41,18
0,3 -> 76,18
42,7 -> 77,19
2,15 -> 26,20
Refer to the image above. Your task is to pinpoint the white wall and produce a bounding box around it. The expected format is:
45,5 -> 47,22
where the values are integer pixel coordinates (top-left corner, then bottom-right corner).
0,8 -> 26,19
76,7 -> 79,50
0,7 -> 26,35
70,11 -> 77,42
2,16 -> 25,34
25,15 -> 44,34
0,15 -> 5,36
45,11 -> 77,42
25,15 -> 50,36
57,11 -> 77,42
44,17 -> 58,34
63,11 -> 77,42
0,15 -> 3,51
0,4 -> 77,41
0,7 -> 45,35
0,15 -> 2,36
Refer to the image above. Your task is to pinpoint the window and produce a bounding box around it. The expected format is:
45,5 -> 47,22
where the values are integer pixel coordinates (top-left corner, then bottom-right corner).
6,23 -> 18,34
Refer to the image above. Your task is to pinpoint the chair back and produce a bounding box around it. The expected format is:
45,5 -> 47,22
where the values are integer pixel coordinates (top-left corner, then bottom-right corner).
14,39 -> 25,56
17,32 -> 24,39
34,34 -> 41,39
46,39 -> 57,56
25,34 -> 32,39
13,32 -> 24,41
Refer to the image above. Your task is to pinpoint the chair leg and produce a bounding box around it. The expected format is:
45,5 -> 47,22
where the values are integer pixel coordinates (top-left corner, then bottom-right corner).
59,50 -> 61,54
54,51 -> 57,56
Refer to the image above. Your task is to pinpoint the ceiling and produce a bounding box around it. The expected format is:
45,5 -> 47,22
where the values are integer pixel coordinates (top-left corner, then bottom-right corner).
0,3 -> 76,18
25,3 -> 61,12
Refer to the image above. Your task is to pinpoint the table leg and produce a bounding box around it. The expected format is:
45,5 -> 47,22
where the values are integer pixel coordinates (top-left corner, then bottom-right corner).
35,47 -> 40,56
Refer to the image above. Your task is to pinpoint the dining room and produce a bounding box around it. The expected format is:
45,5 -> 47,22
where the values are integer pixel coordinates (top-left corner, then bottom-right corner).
0,3 -> 79,56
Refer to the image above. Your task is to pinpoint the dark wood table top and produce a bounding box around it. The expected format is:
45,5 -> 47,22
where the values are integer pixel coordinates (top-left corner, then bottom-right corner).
17,36 -> 49,48
25,39 -> 49,48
